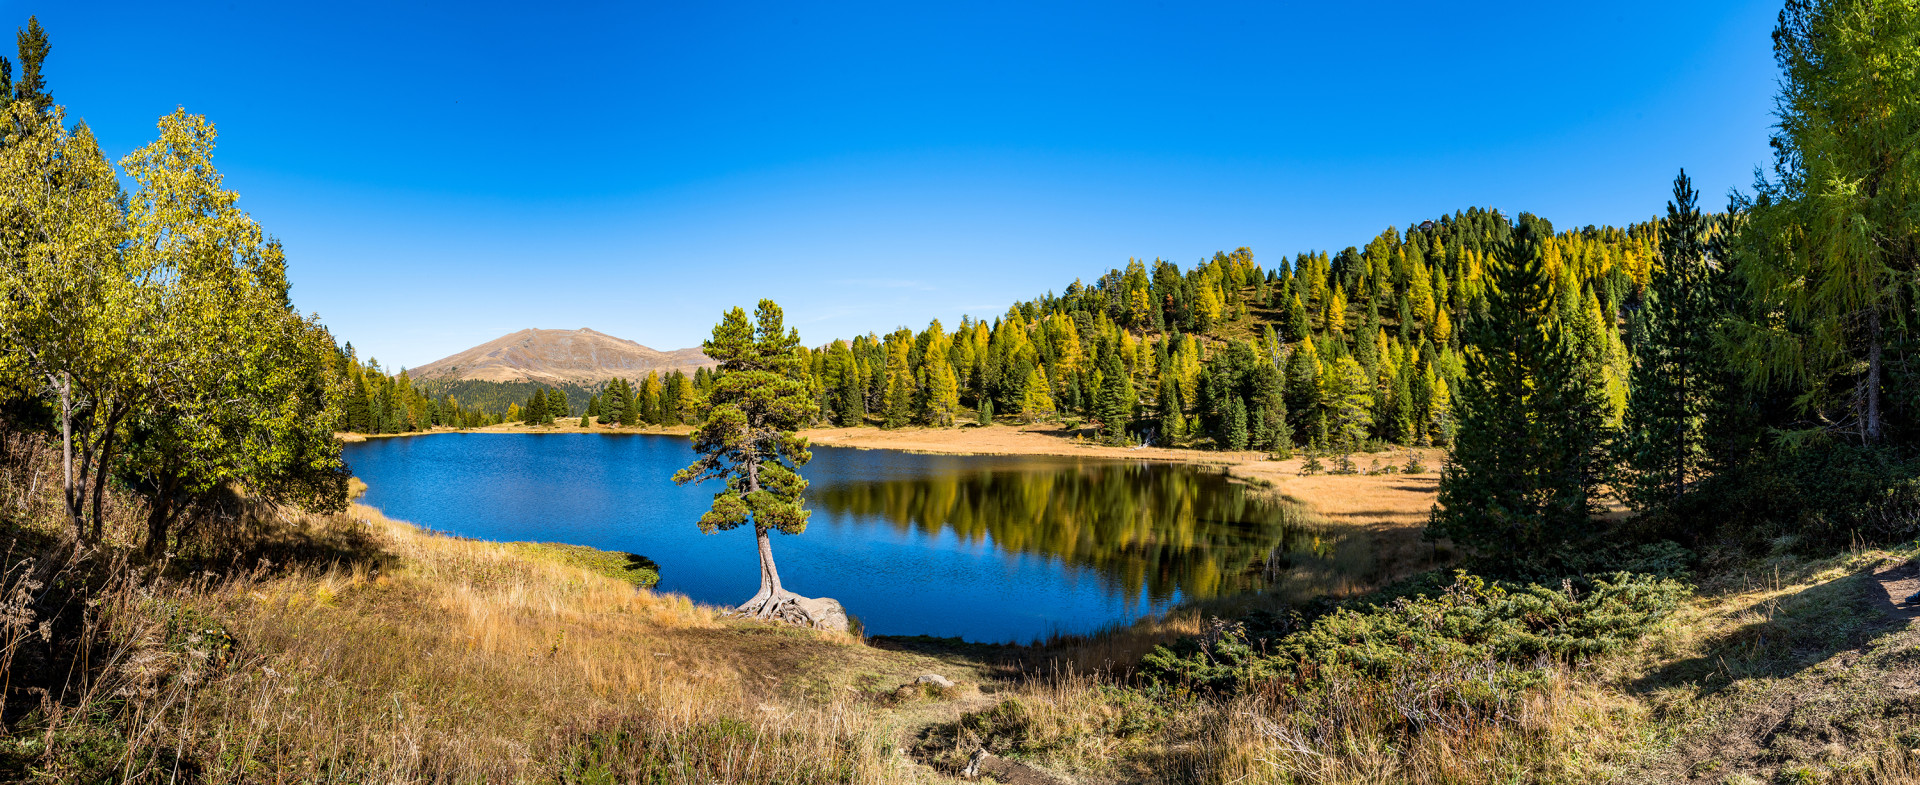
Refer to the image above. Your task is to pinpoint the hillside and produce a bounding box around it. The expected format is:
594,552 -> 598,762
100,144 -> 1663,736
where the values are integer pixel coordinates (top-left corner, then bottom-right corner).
408,328 -> 714,385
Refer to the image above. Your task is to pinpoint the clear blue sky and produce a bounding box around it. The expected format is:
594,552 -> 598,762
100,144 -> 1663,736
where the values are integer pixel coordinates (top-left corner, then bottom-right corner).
29,0 -> 1781,369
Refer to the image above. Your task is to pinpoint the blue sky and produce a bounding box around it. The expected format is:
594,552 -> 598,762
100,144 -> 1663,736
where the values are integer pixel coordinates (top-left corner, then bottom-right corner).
28,1 -> 1781,369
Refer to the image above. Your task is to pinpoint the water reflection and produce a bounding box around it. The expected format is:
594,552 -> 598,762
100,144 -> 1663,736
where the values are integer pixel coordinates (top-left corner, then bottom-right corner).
341,435 -> 1403,641
811,460 -> 1353,605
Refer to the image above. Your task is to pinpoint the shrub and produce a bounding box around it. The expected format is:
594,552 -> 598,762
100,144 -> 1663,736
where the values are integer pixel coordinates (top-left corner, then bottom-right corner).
1688,442 -> 1920,553
1298,453 -> 1325,476
1140,571 -> 1687,694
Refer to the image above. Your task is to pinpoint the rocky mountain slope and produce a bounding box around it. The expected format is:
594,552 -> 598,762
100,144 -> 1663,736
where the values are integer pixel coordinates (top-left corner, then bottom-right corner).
408,328 -> 714,385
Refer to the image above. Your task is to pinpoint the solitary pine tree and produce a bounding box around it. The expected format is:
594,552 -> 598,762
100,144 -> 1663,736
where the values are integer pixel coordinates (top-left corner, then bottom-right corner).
673,300 -> 833,625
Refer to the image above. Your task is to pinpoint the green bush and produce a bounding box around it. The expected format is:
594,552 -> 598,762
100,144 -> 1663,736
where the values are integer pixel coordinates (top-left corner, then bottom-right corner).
1689,442 -> 1920,553
1140,571 -> 1687,693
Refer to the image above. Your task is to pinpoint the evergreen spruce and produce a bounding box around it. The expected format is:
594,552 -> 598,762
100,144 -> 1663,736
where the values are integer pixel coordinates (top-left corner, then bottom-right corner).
1619,170 -> 1723,516
1224,396 -> 1249,450
1429,216 -> 1608,573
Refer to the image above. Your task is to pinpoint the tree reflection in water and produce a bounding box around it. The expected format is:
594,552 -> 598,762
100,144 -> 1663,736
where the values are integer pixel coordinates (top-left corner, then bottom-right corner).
810,459 -> 1385,606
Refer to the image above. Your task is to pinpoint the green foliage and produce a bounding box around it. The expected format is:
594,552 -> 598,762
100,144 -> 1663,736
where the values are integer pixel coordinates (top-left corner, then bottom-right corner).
1619,171 -> 1729,519
1692,442 -> 1920,552
1724,0 -> 1920,446
674,301 -> 814,537
1140,571 -> 1687,695
1430,216 -> 1611,575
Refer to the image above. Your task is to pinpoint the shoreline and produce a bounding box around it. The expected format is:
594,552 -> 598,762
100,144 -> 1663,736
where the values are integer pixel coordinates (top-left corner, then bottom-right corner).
339,422 -> 1444,529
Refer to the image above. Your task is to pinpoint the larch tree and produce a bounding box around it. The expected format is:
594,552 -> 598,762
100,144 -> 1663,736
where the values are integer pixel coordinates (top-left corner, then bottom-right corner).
922,338 -> 960,426
673,301 -> 837,626
1725,0 -> 1920,445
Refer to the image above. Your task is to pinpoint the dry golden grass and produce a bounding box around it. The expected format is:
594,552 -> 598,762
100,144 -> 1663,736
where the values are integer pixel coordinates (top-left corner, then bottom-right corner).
21,423 -> 1920,784
4,476 -> 991,783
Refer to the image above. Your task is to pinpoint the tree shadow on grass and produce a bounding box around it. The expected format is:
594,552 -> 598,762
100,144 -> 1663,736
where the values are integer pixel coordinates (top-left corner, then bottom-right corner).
1631,563 -> 1905,700
170,505 -> 395,583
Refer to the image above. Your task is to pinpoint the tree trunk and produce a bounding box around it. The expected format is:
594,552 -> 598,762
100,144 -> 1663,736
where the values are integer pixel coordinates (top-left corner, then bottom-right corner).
58,373 -> 78,537
1865,308 -> 1883,445
89,411 -> 121,544
144,485 -> 174,560
732,441 -> 810,623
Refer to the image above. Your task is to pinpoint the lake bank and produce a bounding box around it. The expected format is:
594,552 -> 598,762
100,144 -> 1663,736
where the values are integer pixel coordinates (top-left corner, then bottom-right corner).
340,434 -> 1386,641
339,421 -> 1447,531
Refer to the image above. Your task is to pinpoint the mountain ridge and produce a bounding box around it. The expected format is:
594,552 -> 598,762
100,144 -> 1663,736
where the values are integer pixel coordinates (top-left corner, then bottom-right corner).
408,327 -> 715,385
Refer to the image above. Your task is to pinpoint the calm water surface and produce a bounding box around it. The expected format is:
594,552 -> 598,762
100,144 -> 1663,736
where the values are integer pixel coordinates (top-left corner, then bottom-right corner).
342,433 -> 1384,642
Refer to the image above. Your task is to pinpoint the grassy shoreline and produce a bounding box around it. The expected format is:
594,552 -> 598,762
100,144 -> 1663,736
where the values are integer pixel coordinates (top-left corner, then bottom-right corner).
14,435 -> 1917,781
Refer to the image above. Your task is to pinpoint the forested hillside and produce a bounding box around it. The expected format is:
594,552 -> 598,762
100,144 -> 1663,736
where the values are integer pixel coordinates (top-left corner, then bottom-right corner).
796,210 -> 1652,454
349,208 -> 1655,458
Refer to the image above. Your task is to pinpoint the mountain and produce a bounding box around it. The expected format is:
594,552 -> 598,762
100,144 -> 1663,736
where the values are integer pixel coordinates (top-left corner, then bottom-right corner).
407,328 -> 715,385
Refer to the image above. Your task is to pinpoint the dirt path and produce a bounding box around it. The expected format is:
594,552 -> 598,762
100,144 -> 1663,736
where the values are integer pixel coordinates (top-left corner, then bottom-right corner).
1869,559 -> 1920,621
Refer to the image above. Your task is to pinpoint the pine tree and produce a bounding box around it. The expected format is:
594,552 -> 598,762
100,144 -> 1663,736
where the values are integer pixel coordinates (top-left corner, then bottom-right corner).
977,398 -> 994,426
673,301 -> 823,623
621,378 -> 643,426
1619,170 -> 1724,516
1156,371 -> 1184,445
344,374 -> 372,433
1429,216 -> 1608,573
1224,395 -> 1249,450
1094,344 -> 1132,439
882,340 -> 913,429
12,17 -> 49,126
1284,292 -> 1311,343
526,389 -> 546,425
1285,336 -> 1324,442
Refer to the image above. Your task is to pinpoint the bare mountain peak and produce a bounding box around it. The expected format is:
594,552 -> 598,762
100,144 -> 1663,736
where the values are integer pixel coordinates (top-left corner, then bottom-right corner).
411,328 -> 714,385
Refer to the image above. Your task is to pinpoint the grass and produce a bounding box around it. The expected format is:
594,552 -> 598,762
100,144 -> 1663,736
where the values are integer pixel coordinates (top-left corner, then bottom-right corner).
502,541 -> 661,587
8,426 -> 1920,783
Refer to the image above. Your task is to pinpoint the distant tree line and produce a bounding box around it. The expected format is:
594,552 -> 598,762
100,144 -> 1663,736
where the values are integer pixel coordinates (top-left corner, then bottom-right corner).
783,212 -> 1646,458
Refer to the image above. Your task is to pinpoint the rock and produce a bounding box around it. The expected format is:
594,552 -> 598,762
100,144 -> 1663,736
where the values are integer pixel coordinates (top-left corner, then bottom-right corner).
963,749 -> 991,778
790,595 -> 849,632
915,673 -> 955,688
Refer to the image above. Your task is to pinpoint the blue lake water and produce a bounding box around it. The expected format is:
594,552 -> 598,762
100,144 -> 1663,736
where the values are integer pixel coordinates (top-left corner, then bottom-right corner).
341,433 -> 1377,642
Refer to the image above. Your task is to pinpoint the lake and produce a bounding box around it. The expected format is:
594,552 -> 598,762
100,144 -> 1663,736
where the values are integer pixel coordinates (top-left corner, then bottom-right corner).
342,433 -> 1385,642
